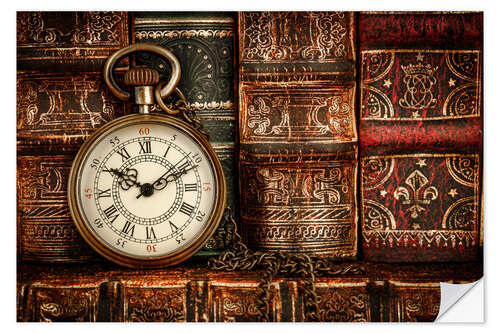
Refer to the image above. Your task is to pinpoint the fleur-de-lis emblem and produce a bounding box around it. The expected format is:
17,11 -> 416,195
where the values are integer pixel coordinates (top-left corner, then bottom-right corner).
394,169 -> 438,218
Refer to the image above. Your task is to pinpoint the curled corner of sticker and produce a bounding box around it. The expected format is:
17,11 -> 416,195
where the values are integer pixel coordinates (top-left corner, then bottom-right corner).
436,278 -> 484,322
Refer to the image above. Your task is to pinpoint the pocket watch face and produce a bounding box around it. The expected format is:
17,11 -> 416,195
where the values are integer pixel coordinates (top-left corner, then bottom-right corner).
68,114 -> 225,267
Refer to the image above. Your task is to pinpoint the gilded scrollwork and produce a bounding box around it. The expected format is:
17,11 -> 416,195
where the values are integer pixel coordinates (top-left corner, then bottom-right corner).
221,296 -> 260,322
363,200 -> 396,230
446,52 -> 479,81
241,160 -> 356,256
247,96 -> 272,135
361,157 -> 394,190
319,292 -> 369,322
17,12 -> 123,45
17,74 -> 123,135
36,288 -> 97,322
300,12 -> 347,59
363,86 -> 394,119
443,83 -> 479,117
248,168 -> 288,205
241,87 -> 355,143
442,197 -> 477,230
241,12 -> 351,62
126,287 -> 185,322
446,156 -> 478,187
395,288 -> 440,322
324,96 -> 351,135
364,51 -> 395,83
362,154 -> 480,252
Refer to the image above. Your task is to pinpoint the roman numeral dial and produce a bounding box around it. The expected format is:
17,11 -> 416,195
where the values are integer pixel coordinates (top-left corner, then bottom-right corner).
72,116 -> 224,268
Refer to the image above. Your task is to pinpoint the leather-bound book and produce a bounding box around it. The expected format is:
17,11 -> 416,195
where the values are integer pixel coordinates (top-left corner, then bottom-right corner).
16,12 -> 129,263
17,11 -> 129,72
17,261 -> 482,322
358,12 -> 483,262
132,12 -> 238,253
238,12 -> 358,258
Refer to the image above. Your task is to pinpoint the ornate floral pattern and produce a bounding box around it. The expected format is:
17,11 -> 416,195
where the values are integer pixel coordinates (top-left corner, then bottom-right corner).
125,287 -> 185,322
17,12 -> 128,70
210,283 -> 279,322
30,286 -> 99,322
316,286 -> 370,322
17,73 -> 125,144
240,12 -> 352,62
390,284 -> 440,322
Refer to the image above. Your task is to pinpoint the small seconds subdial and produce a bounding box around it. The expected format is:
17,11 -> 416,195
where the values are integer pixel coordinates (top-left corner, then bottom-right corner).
74,118 -> 219,261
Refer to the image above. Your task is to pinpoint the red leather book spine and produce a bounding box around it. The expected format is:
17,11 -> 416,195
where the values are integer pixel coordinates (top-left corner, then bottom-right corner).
359,12 -> 483,262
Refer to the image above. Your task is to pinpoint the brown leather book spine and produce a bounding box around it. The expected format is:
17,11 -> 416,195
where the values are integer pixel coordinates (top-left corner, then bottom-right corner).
17,11 -> 129,72
16,11 -> 129,263
238,12 -> 358,258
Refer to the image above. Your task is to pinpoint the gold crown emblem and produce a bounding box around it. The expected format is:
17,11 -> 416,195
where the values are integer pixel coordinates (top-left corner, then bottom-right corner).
401,63 -> 438,77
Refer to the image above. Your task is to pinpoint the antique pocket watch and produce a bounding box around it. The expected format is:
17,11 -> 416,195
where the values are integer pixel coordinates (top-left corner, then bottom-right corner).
68,44 -> 226,268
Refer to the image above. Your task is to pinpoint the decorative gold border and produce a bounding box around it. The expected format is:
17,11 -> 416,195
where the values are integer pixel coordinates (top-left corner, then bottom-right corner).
135,30 -> 234,40
135,18 -> 234,24
67,113 -> 226,268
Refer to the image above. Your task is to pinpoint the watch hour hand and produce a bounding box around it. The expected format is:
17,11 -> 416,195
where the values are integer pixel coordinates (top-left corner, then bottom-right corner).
109,168 -> 142,190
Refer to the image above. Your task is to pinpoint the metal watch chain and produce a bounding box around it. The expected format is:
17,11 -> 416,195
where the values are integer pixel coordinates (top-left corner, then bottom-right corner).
208,207 -> 365,322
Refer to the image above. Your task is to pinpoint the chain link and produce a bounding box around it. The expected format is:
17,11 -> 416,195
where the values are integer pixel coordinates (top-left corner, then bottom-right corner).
154,85 -> 209,139
208,207 -> 365,322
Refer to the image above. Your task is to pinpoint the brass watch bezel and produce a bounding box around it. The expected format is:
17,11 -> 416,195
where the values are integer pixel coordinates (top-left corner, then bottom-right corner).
68,113 -> 226,268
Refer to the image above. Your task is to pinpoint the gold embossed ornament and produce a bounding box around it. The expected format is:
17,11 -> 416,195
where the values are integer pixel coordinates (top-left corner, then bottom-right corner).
68,43 -> 226,268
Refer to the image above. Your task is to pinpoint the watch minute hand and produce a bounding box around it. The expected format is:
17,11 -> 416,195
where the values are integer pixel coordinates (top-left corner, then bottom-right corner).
153,165 -> 198,191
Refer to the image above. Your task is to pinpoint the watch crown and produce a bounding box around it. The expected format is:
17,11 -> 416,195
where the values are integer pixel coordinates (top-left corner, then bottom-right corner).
124,66 -> 160,87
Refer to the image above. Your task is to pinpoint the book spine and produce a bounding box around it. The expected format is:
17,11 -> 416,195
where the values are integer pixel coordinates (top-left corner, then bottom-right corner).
238,12 -> 358,258
132,12 -> 238,254
388,282 -> 441,322
16,11 -> 129,263
18,262 -> 482,322
358,12 -> 483,262
17,155 -> 95,262
17,11 -> 129,72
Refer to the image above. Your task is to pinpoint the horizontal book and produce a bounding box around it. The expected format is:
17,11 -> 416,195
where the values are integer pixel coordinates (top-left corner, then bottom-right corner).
17,261 -> 482,322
